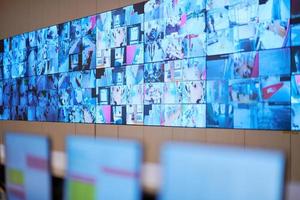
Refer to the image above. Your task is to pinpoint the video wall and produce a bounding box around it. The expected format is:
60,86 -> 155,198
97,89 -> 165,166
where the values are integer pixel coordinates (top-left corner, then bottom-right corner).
0,0 -> 299,131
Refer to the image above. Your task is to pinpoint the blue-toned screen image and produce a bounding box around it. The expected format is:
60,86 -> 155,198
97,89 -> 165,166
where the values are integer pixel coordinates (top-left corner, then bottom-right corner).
291,23 -> 300,46
0,0 -> 296,130
160,143 -> 285,200
5,133 -> 51,200
206,46 -> 291,129
291,0 -> 300,46
259,48 -> 291,76
65,136 -> 142,200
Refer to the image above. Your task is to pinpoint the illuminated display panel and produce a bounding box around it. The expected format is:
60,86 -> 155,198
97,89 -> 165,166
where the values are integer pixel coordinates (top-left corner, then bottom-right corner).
160,143 -> 285,200
291,0 -> 300,130
5,133 -> 51,200
65,136 -> 142,200
0,0 -> 297,130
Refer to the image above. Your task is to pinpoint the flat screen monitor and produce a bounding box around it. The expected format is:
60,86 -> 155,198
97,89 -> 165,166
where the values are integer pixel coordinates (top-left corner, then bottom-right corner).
64,136 -> 142,200
5,133 -> 51,200
160,143 -> 286,200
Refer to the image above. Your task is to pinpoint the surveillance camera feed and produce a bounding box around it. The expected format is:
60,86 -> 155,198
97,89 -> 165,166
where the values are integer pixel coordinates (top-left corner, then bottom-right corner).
5,133 -> 51,200
65,136 -> 142,200
0,0 -> 298,131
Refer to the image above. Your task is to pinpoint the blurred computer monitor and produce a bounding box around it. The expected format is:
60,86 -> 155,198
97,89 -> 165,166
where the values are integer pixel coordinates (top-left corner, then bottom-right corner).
5,133 -> 51,200
65,136 -> 142,200
160,143 -> 285,200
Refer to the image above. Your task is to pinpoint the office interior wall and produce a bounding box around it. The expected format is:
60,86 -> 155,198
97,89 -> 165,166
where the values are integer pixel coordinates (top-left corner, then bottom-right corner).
0,0 -> 299,182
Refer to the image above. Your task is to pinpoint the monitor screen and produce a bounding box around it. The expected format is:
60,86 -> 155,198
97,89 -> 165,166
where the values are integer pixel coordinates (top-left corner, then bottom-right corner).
291,46 -> 300,130
5,133 -> 51,200
65,136 -> 142,200
291,0 -> 300,46
160,143 -> 286,200
206,48 -> 291,130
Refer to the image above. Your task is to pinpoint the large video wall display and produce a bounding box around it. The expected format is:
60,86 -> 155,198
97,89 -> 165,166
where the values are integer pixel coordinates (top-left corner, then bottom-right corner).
0,0 -> 299,131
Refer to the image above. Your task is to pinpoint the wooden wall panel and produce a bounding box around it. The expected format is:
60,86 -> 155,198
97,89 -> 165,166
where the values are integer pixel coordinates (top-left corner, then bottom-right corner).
42,122 -> 76,151
119,0 -> 145,7
43,0 -> 60,27
0,121 -> 3,164
245,130 -> 291,180
0,0 -> 8,38
173,128 -> 206,143
77,0 -> 97,18
0,0 -> 16,39
96,0 -> 120,13
118,125 -> 143,142
96,124 -> 118,138
75,123 -> 95,137
29,0 -> 46,31
0,121 -> 44,135
0,121 -> 5,145
13,0 -> 30,35
143,127 -> 172,162
206,129 -> 245,146
291,133 -> 300,182
5,0 -> 17,36
0,121 -> 11,144
58,0 -> 78,23
245,130 -> 290,150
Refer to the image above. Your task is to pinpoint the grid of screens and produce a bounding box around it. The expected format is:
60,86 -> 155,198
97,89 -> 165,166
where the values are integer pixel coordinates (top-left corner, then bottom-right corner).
0,0 -> 299,130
